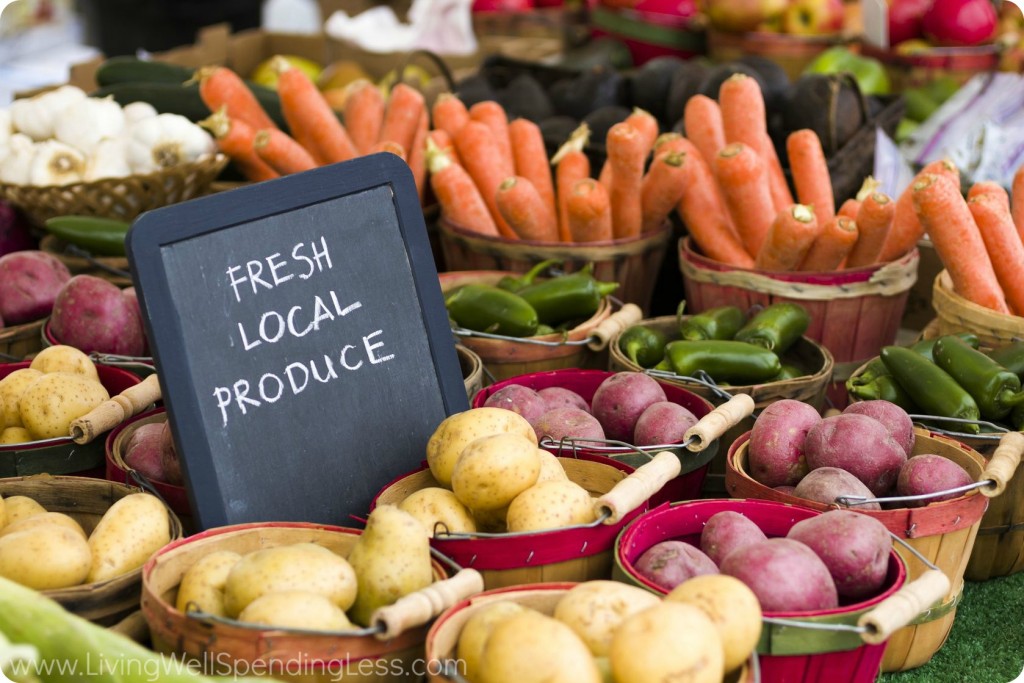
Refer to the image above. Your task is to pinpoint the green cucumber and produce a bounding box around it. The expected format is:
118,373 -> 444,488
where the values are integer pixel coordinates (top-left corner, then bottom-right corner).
95,57 -> 194,86
44,216 -> 130,257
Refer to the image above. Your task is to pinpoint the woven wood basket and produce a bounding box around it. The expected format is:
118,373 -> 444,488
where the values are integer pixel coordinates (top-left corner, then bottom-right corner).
932,270 -> 1024,348
0,319 -> 45,360
0,154 -> 228,227
456,344 -> 484,401
0,474 -> 183,626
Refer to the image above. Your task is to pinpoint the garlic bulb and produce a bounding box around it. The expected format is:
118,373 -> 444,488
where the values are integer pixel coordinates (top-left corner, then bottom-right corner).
9,85 -> 86,141
123,101 -> 158,127
0,109 -> 11,149
29,140 -> 85,186
84,137 -> 131,181
0,135 -> 37,185
126,113 -> 215,173
54,96 -> 125,155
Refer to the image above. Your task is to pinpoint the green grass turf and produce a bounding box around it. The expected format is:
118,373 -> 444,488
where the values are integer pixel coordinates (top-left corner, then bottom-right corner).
879,573 -> 1024,683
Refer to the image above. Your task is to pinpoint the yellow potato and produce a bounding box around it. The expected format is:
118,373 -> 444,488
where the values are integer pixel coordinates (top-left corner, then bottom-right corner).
3,496 -> 47,526
535,450 -> 568,483
507,480 -> 595,532
398,487 -> 477,535
668,575 -> 762,672
0,427 -> 33,444
451,433 -> 540,511
456,601 -> 527,682
20,372 -> 109,440
610,602 -> 724,683
223,543 -> 357,618
0,368 -> 43,428
30,345 -> 100,381
175,550 -> 242,617
0,494 -> 5,528
426,408 -> 537,487
237,590 -> 353,631
479,610 -> 601,683
0,525 -> 91,590
87,493 -> 170,583
553,581 -> 661,657
0,512 -> 86,539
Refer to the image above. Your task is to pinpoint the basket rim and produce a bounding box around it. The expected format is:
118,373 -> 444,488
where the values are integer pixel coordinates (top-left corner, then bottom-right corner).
0,153 -> 229,194
439,216 -> 673,250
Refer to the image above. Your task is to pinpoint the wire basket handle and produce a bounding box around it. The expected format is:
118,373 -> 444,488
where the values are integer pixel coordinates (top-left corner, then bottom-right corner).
371,568 -> 485,640
857,569 -> 951,645
69,373 -> 162,444
981,431 -> 1024,498
586,303 -> 643,351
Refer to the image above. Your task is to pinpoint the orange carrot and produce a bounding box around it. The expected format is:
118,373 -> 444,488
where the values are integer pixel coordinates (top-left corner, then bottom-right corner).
596,107 -> 658,188
598,160 -> 613,190
968,180 -> 1009,205
838,198 -> 861,219
913,173 -> 1009,313
846,192 -> 895,268
880,159 -> 960,262
469,100 -> 514,179
426,139 -> 498,237
683,95 -> 725,167
380,84 -> 425,159
432,93 -> 470,143
755,204 -> 821,271
552,124 -> 591,243
799,216 -> 858,271
496,176 -> 559,242
253,128 -> 317,175
455,120 -> 518,239
787,129 -> 834,222
342,79 -> 384,154
714,142 -> 774,257
408,109 -> 429,202
276,59 -> 357,165
654,132 -> 686,156
509,118 -> 556,227
968,192 -> 1024,314
567,178 -> 613,243
660,133 -> 740,239
197,66 -> 277,132
427,129 -> 458,165
719,73 -> 793,211
641,150 -> 687,234
1013,164 -> 1024,243
199,107 -> 278,182
677,151 -> 755,268
607,122 -> 646,239
372,140 -> 406,160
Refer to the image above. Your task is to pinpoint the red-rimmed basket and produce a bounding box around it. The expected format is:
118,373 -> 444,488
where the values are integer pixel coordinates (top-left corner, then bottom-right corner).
615,498 -> 916,682
471,369 -> 718,505
43,317 -> 155,379
725,428 -> 990,672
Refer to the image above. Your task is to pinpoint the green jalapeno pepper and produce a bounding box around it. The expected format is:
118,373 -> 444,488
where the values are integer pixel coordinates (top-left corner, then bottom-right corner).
679,305 -> 747,341
987,342 -> 1024,378
653,358 -> 673,372
909,332 -> 980,363
43,216 -> 131,257
617,325 -> 669,368
517,263 -> 619,327
445,284 -> 539,337
733,303 -> 809,355
848,357 -> 890,388
536,324 -> 556,336
665,340 -> 781,384
933,336 -> 1024,421
497,259 -> 562,292
846,375 -> 918,412
772,364 -> 804,381
880,345 -> 980,433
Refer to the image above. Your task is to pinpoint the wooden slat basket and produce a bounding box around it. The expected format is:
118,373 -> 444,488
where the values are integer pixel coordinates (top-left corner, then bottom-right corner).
931,269 -> 1024,348
0,319 -> 44,360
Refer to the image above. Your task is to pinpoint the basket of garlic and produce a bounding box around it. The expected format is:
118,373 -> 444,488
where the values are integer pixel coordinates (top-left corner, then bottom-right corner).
0,85 -> 228,227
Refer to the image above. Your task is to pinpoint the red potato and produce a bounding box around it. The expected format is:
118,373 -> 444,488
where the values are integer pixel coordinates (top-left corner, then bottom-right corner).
635,540 -> 718,591
124,423 -> 168,483
50,275 -> 146,356
804,414 -> 907,496
700,511 -> 768,567
775,485 -> 796,495
537,387 -> 590,413
591,372 -> 667,442
747,399 -> 822,487
843,400 -> 915,457
0,250 -> 71,324
787,510 -> 892,600
793,467 -> 881,510
532,407 -> 605,444
159,420 -> 183,486
633,401 -> 698,446
483,384 -> 549,425
721,538 -> 839,613
897,454 -> 973,507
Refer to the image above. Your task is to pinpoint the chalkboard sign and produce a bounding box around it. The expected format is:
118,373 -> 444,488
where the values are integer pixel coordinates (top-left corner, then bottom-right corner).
127,154 -> 468,530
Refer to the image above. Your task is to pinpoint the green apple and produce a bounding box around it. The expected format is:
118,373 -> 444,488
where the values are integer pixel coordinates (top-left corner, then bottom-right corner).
804,47 -> 891,95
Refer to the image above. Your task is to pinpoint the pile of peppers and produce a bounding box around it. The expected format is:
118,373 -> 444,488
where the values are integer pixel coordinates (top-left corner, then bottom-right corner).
617,302 -> 811,385
445,260 -> 619,338
848,335 -> 1024,434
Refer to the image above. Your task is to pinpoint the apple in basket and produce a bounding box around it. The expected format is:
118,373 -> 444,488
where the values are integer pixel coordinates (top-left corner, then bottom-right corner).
781,0 -> 845,35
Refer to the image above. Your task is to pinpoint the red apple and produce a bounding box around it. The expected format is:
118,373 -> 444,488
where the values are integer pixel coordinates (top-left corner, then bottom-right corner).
889,0 -> 933,45
782,0 -> 844,35
922,0 -> 997,45
706,0 -> 787,32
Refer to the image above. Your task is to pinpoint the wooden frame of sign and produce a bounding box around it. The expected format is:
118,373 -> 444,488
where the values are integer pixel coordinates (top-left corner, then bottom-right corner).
127,153 -> 468,530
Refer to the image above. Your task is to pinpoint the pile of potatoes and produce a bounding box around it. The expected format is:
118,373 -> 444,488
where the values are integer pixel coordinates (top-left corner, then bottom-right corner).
0,345 -> 110,444
175,505 -> 433,630
409,408 -> 599,535
454,577 -> 761,683
0,491 -> 170,590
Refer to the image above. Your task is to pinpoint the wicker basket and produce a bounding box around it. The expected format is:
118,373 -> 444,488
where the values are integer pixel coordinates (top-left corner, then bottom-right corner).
0,474 -> 183,626
932,270 -> 1024,347
0,154 -> 229,227
39,235 -> 132,287
0,319 -> 45,360
456,344 -> 484,401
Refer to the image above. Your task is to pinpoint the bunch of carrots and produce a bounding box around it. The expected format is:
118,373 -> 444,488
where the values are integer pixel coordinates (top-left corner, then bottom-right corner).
195,59 -> 429,199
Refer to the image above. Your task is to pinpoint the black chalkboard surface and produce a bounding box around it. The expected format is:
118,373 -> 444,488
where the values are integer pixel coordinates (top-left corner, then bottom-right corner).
127,154 -> 468,530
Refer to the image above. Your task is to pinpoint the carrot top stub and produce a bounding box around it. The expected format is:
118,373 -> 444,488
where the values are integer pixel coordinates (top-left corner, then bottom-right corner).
791,204 -> 814,222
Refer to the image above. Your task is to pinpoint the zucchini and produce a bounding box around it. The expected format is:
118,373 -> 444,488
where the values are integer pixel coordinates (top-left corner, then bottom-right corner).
95,57 -> 194,86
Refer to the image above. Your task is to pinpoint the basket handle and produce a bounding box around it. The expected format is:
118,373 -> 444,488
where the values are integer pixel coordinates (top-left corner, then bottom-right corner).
70,374 -> 162,444
593,451 -> 681,525
683,394 -> 756,453
370,568 -> 485,640
981,431 -> 1024,498
587,303 -> 643,351
857,569 -> 951,645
